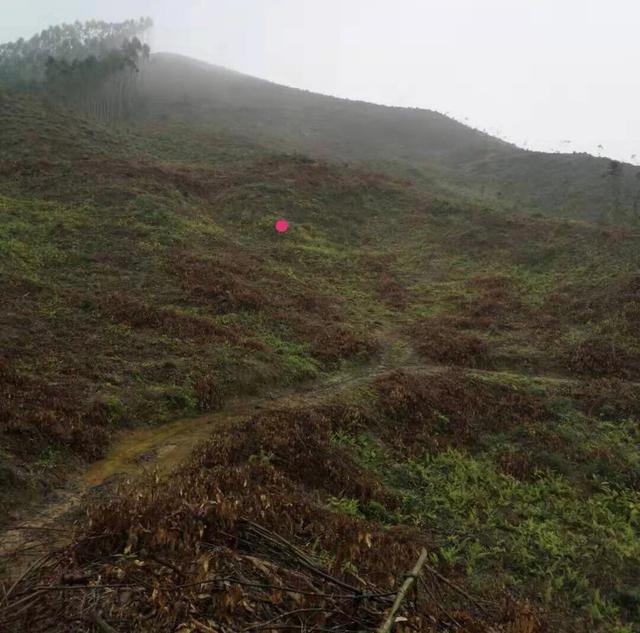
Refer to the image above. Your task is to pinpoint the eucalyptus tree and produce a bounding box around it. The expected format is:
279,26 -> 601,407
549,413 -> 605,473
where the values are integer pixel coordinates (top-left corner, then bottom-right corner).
0,17 -> 153,121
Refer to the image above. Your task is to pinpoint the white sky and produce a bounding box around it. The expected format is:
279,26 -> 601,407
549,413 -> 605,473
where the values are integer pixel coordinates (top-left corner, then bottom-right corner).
2,0 -> 638,162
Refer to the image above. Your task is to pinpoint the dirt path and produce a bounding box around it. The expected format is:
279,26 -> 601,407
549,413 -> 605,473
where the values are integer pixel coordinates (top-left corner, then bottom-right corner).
0,328 -> 414,576
0,328 -> 580,579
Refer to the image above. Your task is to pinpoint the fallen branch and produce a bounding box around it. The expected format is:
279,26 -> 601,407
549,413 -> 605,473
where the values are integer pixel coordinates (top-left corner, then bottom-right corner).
377,548 -> 428,633
4,552 -> 50,599
423,562 -> 488,614
174,575 -> 396,601
419,577 -> 460,628
240,520 -> 375,598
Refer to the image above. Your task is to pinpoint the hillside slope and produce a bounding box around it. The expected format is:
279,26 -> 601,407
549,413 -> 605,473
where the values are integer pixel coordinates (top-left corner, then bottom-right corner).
138,54 -> 512,165
135,53 -> 640,223
1,88 -> 640,632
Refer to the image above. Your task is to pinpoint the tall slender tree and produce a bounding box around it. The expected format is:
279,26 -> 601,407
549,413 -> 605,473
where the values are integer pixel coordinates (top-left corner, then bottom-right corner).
606,160 -> 624,222
1,17 -> 153,121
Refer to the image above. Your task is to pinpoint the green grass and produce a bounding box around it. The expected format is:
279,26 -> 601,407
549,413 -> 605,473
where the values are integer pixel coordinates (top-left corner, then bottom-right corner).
333,425 -> 640,630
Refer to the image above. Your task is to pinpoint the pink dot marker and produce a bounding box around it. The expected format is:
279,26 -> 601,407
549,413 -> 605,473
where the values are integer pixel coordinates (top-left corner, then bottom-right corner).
275,218 -> 289,233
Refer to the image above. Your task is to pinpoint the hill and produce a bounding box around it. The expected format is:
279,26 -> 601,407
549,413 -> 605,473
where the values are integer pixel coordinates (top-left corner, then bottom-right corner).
1,72 -> 640,631
136,53 -> 640,223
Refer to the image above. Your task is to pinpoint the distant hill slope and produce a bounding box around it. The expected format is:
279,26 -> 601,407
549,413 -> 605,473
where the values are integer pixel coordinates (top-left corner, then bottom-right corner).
138,54 -> 514,165
138,53 -> 640,223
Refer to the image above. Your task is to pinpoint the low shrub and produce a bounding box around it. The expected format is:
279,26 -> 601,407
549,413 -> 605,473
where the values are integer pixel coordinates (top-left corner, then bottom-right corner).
410,318 -> 491,368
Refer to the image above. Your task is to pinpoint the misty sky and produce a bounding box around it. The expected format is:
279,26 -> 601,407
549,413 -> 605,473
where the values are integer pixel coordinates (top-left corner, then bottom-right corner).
2,0 -> 638,163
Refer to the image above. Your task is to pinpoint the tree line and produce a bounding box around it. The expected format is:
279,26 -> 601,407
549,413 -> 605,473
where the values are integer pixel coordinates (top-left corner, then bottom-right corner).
0,17 -> 153,121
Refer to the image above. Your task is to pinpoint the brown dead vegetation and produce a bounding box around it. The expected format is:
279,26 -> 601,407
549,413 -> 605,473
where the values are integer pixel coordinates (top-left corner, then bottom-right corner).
374,369 -> 547,453
562,336 -> 640,380
306,323 -> 377,366
0,157 -> 223,204
191,408 -> 391,506
171,252 -> 268,314
377,271 -> 410,309
452,212 -> 555,256
546,274 -> 640,336
361,251 -> 411,309
246,155 -> 408,192
193,374 -> 225,411
571,378 -> 640,420
1,403 -> 539,632
172,250 -> 377,366
0,361 -> 109,461
410,318 -> 491,368
99,292 -> 236,340
1,150 -> 408,211
463,275 -> 525,329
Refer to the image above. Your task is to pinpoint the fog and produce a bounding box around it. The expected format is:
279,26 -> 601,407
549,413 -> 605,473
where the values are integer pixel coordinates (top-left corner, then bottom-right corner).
2,0 -> 638,163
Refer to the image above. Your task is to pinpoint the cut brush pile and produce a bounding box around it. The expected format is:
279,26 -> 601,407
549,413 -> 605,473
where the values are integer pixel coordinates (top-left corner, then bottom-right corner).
1,402 -> 540,632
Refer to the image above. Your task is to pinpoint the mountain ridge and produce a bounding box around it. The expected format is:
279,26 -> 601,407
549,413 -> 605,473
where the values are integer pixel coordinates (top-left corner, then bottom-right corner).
136,52 -> 640,224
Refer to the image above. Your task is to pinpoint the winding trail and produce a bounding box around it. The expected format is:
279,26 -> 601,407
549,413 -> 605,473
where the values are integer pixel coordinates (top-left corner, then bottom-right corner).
0,329 -> 579,579
0,328 -> 413,576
